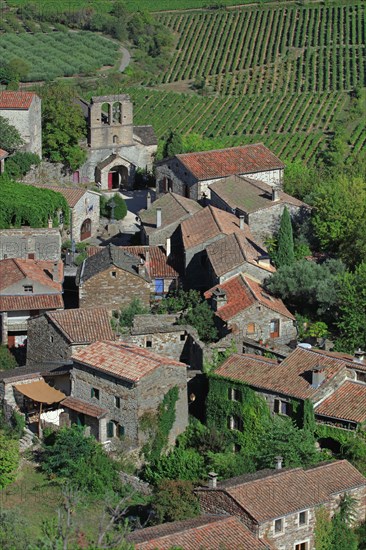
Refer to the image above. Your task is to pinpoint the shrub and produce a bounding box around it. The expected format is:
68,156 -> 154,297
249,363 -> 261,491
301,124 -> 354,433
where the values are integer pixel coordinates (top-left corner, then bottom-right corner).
152,480 -> 200,524
0,346 -> 17,371
0,433 -> 19,489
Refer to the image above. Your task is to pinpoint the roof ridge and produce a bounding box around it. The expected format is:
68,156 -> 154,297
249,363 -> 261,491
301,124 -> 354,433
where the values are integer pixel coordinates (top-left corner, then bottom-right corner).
171,192 -> 190,215
226,467 -> 304,490
12,258 -> 28,278
234,232 -> 248,260
209,205 -> 227,234
177,143 -> 264,158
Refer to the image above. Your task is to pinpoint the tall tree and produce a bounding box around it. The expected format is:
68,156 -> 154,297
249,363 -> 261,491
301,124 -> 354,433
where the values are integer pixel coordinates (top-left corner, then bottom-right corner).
0,116 -> 23,153
163,130 -> 184,158
336,262 -> 366,352
275,207 -> 295,268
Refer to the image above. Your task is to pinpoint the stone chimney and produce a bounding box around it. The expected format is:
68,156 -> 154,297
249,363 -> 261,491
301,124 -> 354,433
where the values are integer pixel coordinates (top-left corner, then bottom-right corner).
212,287 -> 227,311
52,261 -> 59,283
146,191 -> 152,209
156,207 -> 162,228
166,237 -> 171,257
275,456 -> 283,470
311,365 -> 326,389
272,187 -> 280,201
354,348 -> 365,363
208,472 -> 218,489
137,259 -> 146,277
239,215 -> 245,230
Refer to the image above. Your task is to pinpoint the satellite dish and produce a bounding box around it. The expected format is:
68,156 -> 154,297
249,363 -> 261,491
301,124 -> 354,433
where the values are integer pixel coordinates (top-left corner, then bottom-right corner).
298,343 -> 312,349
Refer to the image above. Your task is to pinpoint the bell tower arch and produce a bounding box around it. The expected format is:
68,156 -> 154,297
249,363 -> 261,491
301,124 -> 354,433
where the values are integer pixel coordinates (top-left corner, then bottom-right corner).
88,94 -> 133,149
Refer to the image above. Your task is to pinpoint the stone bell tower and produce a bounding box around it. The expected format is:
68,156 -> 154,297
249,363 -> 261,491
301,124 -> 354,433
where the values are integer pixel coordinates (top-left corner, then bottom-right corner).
88,94 -> 133,149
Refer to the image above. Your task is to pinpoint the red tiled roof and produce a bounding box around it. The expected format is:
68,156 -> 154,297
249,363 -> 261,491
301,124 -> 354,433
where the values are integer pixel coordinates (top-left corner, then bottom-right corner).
204,274 -> 294,322
200,460 -> 366,523
0,91 -> 36,110
87,245 -> 178,279
0,259 -> 63,292
27,184 -> 87,207
62,396 -> 107,419
315,381 -> 366,424
0,148 -> 9,159
175,144 -> 284,181
0,294 -> 64,311
46,307 -> 115,344
181,205 -> 254,250
72,341 -> 186,383
127,515 -> 268,550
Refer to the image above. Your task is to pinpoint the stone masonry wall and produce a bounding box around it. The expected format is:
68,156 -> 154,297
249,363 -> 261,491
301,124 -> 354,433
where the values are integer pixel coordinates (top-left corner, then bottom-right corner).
247,203 -> 309,241
79,266 -> 151,310
0,229 -> 61,261
72,191 -> 100,243
27,315 -> 70,366
0,95 -> 42,157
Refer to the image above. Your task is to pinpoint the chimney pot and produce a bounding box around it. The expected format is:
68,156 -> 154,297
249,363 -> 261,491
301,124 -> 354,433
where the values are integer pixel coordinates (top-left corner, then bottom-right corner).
354,348 -> 365,363
239,215 -> 245,230
275,456 -> 283,470
272,187 -> 280,201
208,472 -> 218,489
156,207 -> 162,228
147,191 -> 152,209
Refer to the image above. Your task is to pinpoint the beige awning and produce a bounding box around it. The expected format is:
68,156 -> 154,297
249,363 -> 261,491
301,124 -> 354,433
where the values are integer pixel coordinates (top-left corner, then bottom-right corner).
14,380 -> 66,404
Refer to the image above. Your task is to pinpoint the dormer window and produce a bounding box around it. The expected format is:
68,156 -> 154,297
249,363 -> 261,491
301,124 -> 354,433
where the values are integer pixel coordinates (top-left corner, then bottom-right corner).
23,285 -> 33,293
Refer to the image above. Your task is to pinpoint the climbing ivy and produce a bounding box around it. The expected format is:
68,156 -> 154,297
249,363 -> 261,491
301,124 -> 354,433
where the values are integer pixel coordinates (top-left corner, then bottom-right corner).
141,386 -> 179,465
0,178 -> 69,229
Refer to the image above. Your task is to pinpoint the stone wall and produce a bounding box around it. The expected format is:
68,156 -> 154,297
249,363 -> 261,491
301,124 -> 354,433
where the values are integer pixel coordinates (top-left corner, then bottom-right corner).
78,265 -> 151,310
27,315 -> 70,366
22,161 -> 74,185
208,259 -> 273,287
0,229 -> 61,261
247,203 -> 310,240
71,190 -> 100,243
185,235 -> 224,290
0,95 -> 42,157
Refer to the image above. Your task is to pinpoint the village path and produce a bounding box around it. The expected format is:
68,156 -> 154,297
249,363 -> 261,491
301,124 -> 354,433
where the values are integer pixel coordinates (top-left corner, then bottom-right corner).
119,46 -> 131,72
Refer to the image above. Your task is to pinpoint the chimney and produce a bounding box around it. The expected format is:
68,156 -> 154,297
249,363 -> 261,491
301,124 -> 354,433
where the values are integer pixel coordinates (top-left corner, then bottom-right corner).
156,207 -> 162,228
146,191 -> 152,209
208,472 -> 218,489
354,348 -> 365,363
239,215 -> 245,230
52,261 -> 59,283
275,456 -> 283,470
272,187 -> 280,201
311,365 -> 326,389
166,237 -> 171,257
212,287 -> 227,311
137,259 -> 146,277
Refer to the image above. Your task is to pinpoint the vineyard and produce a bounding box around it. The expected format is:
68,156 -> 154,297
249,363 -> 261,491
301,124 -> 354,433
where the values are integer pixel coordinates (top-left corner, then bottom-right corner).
0,32 -> 120,81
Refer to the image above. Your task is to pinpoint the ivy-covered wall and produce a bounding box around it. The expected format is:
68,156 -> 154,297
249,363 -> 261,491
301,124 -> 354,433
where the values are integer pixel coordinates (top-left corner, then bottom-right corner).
206,376 -> 271,454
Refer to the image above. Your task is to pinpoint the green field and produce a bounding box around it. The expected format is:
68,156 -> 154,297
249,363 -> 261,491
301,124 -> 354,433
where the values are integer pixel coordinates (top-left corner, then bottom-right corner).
0,31 -> 120,81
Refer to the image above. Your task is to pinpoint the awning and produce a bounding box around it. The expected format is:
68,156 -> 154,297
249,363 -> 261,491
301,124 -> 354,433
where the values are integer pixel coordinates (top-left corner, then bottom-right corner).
14,380 -> 66,404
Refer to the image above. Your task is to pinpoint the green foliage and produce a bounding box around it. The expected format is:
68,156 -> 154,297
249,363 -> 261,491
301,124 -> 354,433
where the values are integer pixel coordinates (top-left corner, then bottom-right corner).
0,116 -> 23,153
0,432 -> 19,489
0,509 -> 28,550
335,262 -> 366,352
163,130 -> 184,158
0,346 -> 17,371
0,178 -> 69,230
307,321 -> 329,339
303,399 -> 316,434
112,298 -> 149,331
203,340 -> 237,374
40,83 -> 87,170
111,193 -> 128,220
275,207 -> 295,268
355,520 -> 366,549
40,425 -> 120,497
315,507 -> 334,550
152,480 -> 200,524
331,511 -> 358,550
5,152 -> 41,179
144,447 -> 205,485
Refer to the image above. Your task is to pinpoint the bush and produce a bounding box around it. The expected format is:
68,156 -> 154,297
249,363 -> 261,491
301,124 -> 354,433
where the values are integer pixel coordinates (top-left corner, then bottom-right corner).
144,447 -> 205,485
0,433 -> 19,489
112,298 -> 149,331
109,193 -> 127,221
0,346 -> 17,371
5,152 -> 40,179
152,480 -> 200,524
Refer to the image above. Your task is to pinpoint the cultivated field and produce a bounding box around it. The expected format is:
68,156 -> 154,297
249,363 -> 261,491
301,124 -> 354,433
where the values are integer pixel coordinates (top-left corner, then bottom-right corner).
0,31 -> 120,81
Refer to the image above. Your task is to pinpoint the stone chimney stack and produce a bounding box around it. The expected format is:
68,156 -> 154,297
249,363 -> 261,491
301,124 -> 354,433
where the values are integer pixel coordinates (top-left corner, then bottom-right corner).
311,365 -> 326,389
146,191 -> 152,209
208,472 -> 218,489
156,207 -> 162,228
354,348 -> 365,363
212,287 -> 227,311
52,261 -> 59,283
272,187 -> 280,201
239,215 -> 245,230
275,456 -> 283,470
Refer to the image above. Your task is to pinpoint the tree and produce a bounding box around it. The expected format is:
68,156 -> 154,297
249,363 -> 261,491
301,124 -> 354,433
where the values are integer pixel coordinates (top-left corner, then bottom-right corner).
0,510 -> 28,550
0,346 -> 18,371
152,480 -> 200,524
112,298 -> 149,331
163,130 -> 184,158
275,207 -> 295,268
331,511 -> 358,550
0,116 -> 23,153
40,84 -> 87,170
314,507 -> 334,550
0,433 -> 19,489
336,262 -> 366,352
108,193 -> 127,220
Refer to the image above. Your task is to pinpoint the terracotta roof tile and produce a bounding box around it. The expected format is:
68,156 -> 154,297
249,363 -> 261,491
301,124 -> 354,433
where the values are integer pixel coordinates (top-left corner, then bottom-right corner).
0,259 -> 63,292
0,294 -> 64,311
0,91 -> 36,110
46,307 -> 115,344
27,184 -> 88,207
214,348 -> 348,400
205,274 -> 294,322
174,144 -> 284,181
209,175 -> 309,213
315,381 -> 366,423
139,192 -> 202,235
62,396 -> 107,419
127,515 -> 269,549
72,341 -> 186,383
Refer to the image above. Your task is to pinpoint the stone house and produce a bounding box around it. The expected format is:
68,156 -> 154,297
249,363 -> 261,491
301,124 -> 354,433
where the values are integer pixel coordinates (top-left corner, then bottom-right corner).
87,244 -> 179,298
62,340 -> 188,448
209,175 -> 311,240
213,346 -> 366,432
0,258 -> 63,348
0,91 -> 42,157
0,148 -> 8,175
0,228 -> 61,261
206,231 -> 275,286
76,244 -> 151,310
180,205 -> 265,290
156,143 -> 285,202
196,460 -> 366,550
26,307 -> 115,366
138,191 -> 202,253
76,94 -> 157,188
204,274 -> 297,344
126,515 -> 270,550
28,184 -> 100,243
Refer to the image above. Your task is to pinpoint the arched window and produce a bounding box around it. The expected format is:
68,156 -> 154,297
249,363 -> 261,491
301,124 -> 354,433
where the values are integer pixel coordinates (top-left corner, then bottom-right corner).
101,103 -> 110,125
112,102 -> 122,124
113,135 -> 119,144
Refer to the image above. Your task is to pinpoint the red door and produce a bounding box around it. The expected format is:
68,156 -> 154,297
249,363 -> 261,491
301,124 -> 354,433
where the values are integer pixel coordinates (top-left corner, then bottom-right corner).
108,173 -> 113,190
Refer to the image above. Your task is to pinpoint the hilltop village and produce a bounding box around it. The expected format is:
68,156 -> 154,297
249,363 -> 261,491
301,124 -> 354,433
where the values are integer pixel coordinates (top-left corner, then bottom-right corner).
0,86 -> 365,550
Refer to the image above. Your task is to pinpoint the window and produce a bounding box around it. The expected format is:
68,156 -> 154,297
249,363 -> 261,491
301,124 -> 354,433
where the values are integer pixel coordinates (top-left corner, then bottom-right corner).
146,339 -> 152,348
118,424 -> 125,438
107,420 -> 115,438
91,387 -> 100,400
28,253 -> 35,259
23,285 -> 33,293
247,322 -> 255,335
298,511 -> 308,526
180,333 -> 186,341
115,396 -> 120,409
270,319 -> 280,338
49,335 -> 54,343
155,279 -> 164,295
274,518 -> 284,534
111,271 -> 117,278
229,388 -> 242,402
228,415 -> 243,432
295,543 -> 309,550
274,398 -> 292,416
